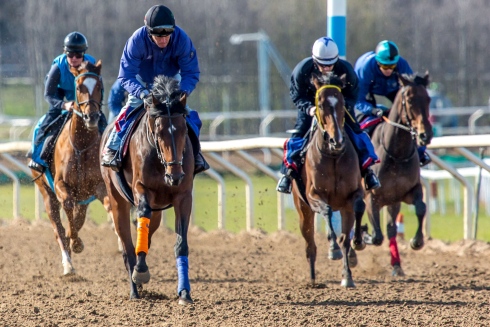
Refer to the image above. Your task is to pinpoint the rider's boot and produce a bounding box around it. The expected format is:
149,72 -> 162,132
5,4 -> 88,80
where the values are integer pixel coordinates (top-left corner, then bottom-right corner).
363,167 -> 381,191
194,151 -> 210,174
276,168 -> 294,194
28,159 -> 46,173
101,127 -> 122,171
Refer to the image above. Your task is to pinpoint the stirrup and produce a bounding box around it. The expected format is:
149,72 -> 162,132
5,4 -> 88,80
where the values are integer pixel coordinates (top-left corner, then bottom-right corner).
101,149 -> 121,172
28,160 -> 46,173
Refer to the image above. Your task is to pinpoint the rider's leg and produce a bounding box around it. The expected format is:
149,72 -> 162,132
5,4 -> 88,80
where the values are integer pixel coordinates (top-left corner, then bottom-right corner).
344,109 -> 381,191
276,111 -> 312,194
98,111 -> 108,134
418,145 -> 431,167
28,108 -> 63,173
186,109 -> 209,174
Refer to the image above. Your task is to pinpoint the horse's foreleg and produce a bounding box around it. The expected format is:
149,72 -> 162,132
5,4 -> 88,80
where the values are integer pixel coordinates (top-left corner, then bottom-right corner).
386,203 -> 404,276
132,193 -> 152,286
295,194 -> 317,284
173,191 -> 193,305
68,204 -> 88,254
321,205 -> 342,261
339,230 -> 355,288
39,183 -> 74,275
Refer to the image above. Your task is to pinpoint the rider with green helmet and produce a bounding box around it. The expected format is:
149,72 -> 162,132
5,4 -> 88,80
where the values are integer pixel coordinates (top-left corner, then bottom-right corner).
354,40 -> 431,167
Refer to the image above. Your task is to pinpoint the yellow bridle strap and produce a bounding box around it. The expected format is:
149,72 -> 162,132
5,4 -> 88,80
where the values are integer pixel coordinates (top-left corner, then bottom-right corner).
314,85 -> 344,132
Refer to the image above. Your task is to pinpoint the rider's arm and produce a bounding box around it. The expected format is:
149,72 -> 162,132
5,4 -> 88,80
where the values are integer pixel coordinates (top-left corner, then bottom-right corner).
44,64 -> 66,110
119,28 -> 148,100
354,63 -> 375,115
174,29 -> 200,95
290,59 -> 315,114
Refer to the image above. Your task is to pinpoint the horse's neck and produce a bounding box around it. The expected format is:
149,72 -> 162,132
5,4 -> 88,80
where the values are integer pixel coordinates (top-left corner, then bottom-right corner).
383,104 -> 415,156
70,115 -> 99,148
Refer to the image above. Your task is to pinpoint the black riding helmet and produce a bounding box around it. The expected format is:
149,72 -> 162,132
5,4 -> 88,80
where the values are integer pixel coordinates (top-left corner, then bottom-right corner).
144,5 -> 175,36
63,32 -> 88,53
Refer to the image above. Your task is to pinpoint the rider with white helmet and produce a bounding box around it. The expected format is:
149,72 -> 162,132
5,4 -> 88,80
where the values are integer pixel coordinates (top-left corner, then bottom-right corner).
276,37 -> 381,194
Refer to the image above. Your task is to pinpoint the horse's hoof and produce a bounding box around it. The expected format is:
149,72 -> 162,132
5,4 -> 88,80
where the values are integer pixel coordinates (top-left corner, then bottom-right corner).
71,237 -> 84,254
328,248 -> 343,260
178,289 -> 194,305
132,269 -> 150,284
129,292 -> 141,300
341,278 -> 355,288
392,264 -> 405,277
62,259 -> 75,276
351,239 -> 366,251
137,284 -> 143,293
410,238 -> 424,251
348,251 -> 358,268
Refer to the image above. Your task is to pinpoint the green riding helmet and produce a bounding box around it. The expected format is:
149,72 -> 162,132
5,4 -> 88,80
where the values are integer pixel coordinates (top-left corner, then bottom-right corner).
374,40 -> 399,65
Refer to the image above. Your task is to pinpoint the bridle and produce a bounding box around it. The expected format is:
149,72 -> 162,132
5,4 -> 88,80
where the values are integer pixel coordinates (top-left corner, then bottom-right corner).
146,98 -> 186,168
314,84 -> 345,141
382,86 -> 418,140
72,72 -> 104,119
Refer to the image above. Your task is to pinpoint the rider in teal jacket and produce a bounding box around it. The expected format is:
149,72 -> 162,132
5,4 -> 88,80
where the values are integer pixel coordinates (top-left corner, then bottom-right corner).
354,40 -> 431,167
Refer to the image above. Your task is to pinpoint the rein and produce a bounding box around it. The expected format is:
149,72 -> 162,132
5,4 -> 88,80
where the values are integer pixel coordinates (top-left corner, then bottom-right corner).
381,87 -> 417,140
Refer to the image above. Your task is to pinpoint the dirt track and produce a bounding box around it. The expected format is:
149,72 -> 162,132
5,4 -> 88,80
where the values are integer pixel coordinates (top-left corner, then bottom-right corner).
0,219 -> 489,327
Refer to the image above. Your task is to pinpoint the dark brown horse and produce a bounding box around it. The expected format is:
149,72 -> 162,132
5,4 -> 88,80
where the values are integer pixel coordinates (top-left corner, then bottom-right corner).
31,60 -> 111,276
100,75 -> 195,303
366,72 -> 433,276
292,72 -> 366,287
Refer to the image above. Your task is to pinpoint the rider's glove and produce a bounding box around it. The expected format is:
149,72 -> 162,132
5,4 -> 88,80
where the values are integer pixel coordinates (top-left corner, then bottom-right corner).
139,90 -> 150,100
371,107 -> 384,117
308,106 -> 316,117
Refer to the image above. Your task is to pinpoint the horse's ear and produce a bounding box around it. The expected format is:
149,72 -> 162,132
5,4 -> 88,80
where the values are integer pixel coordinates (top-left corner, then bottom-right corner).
339,74 -> 347,88
179,93 -> 187,107
423,71 -> 430,85
95,60 -> 102,75
398,73 -> 410,87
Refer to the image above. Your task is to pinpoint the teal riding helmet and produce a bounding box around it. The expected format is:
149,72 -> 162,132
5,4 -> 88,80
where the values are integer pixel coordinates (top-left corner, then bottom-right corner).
374,40 -> 399,65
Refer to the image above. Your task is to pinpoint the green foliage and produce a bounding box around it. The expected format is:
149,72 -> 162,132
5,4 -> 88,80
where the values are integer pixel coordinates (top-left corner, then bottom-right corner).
0,84 -> 43,117
1,175 -> 490,242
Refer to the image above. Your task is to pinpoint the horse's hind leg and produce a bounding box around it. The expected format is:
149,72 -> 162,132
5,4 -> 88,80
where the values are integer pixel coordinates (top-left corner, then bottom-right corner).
351,195 -> 366,251
294,195 -> 317,284
321,206 -> 342,261
386,203 -> 404,276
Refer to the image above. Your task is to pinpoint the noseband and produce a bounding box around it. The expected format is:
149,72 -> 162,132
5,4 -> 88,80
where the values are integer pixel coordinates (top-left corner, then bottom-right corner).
146,100 -> 186,168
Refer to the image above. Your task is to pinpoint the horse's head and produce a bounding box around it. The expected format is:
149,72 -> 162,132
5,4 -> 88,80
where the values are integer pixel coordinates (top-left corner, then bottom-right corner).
311,72 -> 346,152
394,72 -> 433,146
70,60 -> 103,130
146,75 -> 189,186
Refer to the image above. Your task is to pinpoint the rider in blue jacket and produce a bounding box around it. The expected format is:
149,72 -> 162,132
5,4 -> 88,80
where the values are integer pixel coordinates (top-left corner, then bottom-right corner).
276,37 -> 381,194
107,79 -> 127,122
354,40 -> 431,166
101,5 -> 208,174
28,32 -> 107,173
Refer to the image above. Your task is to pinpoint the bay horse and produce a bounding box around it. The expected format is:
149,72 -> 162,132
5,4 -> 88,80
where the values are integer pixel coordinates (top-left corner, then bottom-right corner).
30,60 -> 112,276
366,72 -> 433,276
100,75 -> 195,303
292,72 -> 366,288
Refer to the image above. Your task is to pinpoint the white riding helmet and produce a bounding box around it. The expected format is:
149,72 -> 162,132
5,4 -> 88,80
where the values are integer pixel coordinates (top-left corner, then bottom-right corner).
312,37 -> 339,65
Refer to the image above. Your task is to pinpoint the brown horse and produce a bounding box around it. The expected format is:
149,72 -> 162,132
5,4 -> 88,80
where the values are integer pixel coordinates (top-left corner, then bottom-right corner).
31,60 -> 111,276
292,72 -> 366,287
100,75 -> 195,303
366,72 -> 433,276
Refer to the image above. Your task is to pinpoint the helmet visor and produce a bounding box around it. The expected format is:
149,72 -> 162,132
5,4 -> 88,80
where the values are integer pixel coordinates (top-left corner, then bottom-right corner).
148,25 -> 174,37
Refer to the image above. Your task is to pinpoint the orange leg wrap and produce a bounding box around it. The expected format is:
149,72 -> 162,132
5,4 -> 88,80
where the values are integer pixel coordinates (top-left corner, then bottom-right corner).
135,217 -> 150,255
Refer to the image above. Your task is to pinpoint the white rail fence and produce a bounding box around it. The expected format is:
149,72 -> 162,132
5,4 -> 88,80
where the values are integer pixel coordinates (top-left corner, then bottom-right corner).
1,135 -> 490,240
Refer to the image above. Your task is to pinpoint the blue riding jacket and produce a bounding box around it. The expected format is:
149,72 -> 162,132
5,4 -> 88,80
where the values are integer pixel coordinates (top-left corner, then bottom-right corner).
354,51 -> 413,115
118,26 -> 200,98
45,54 -> 96,110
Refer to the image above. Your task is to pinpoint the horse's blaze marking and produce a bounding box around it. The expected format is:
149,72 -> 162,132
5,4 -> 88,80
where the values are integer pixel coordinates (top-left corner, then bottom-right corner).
168,124 -> 176,133
82,77 -> 97,95
327,96 -> 343,142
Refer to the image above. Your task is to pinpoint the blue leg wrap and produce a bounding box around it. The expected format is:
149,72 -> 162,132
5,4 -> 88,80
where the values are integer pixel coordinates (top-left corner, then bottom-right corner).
176,256 -> 190,294
417,145 -> 427,157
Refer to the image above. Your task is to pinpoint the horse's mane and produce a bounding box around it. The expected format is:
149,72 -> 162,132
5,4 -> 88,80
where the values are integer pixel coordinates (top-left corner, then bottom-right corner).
148,75 -> 188,116
313,72 -> 344,89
